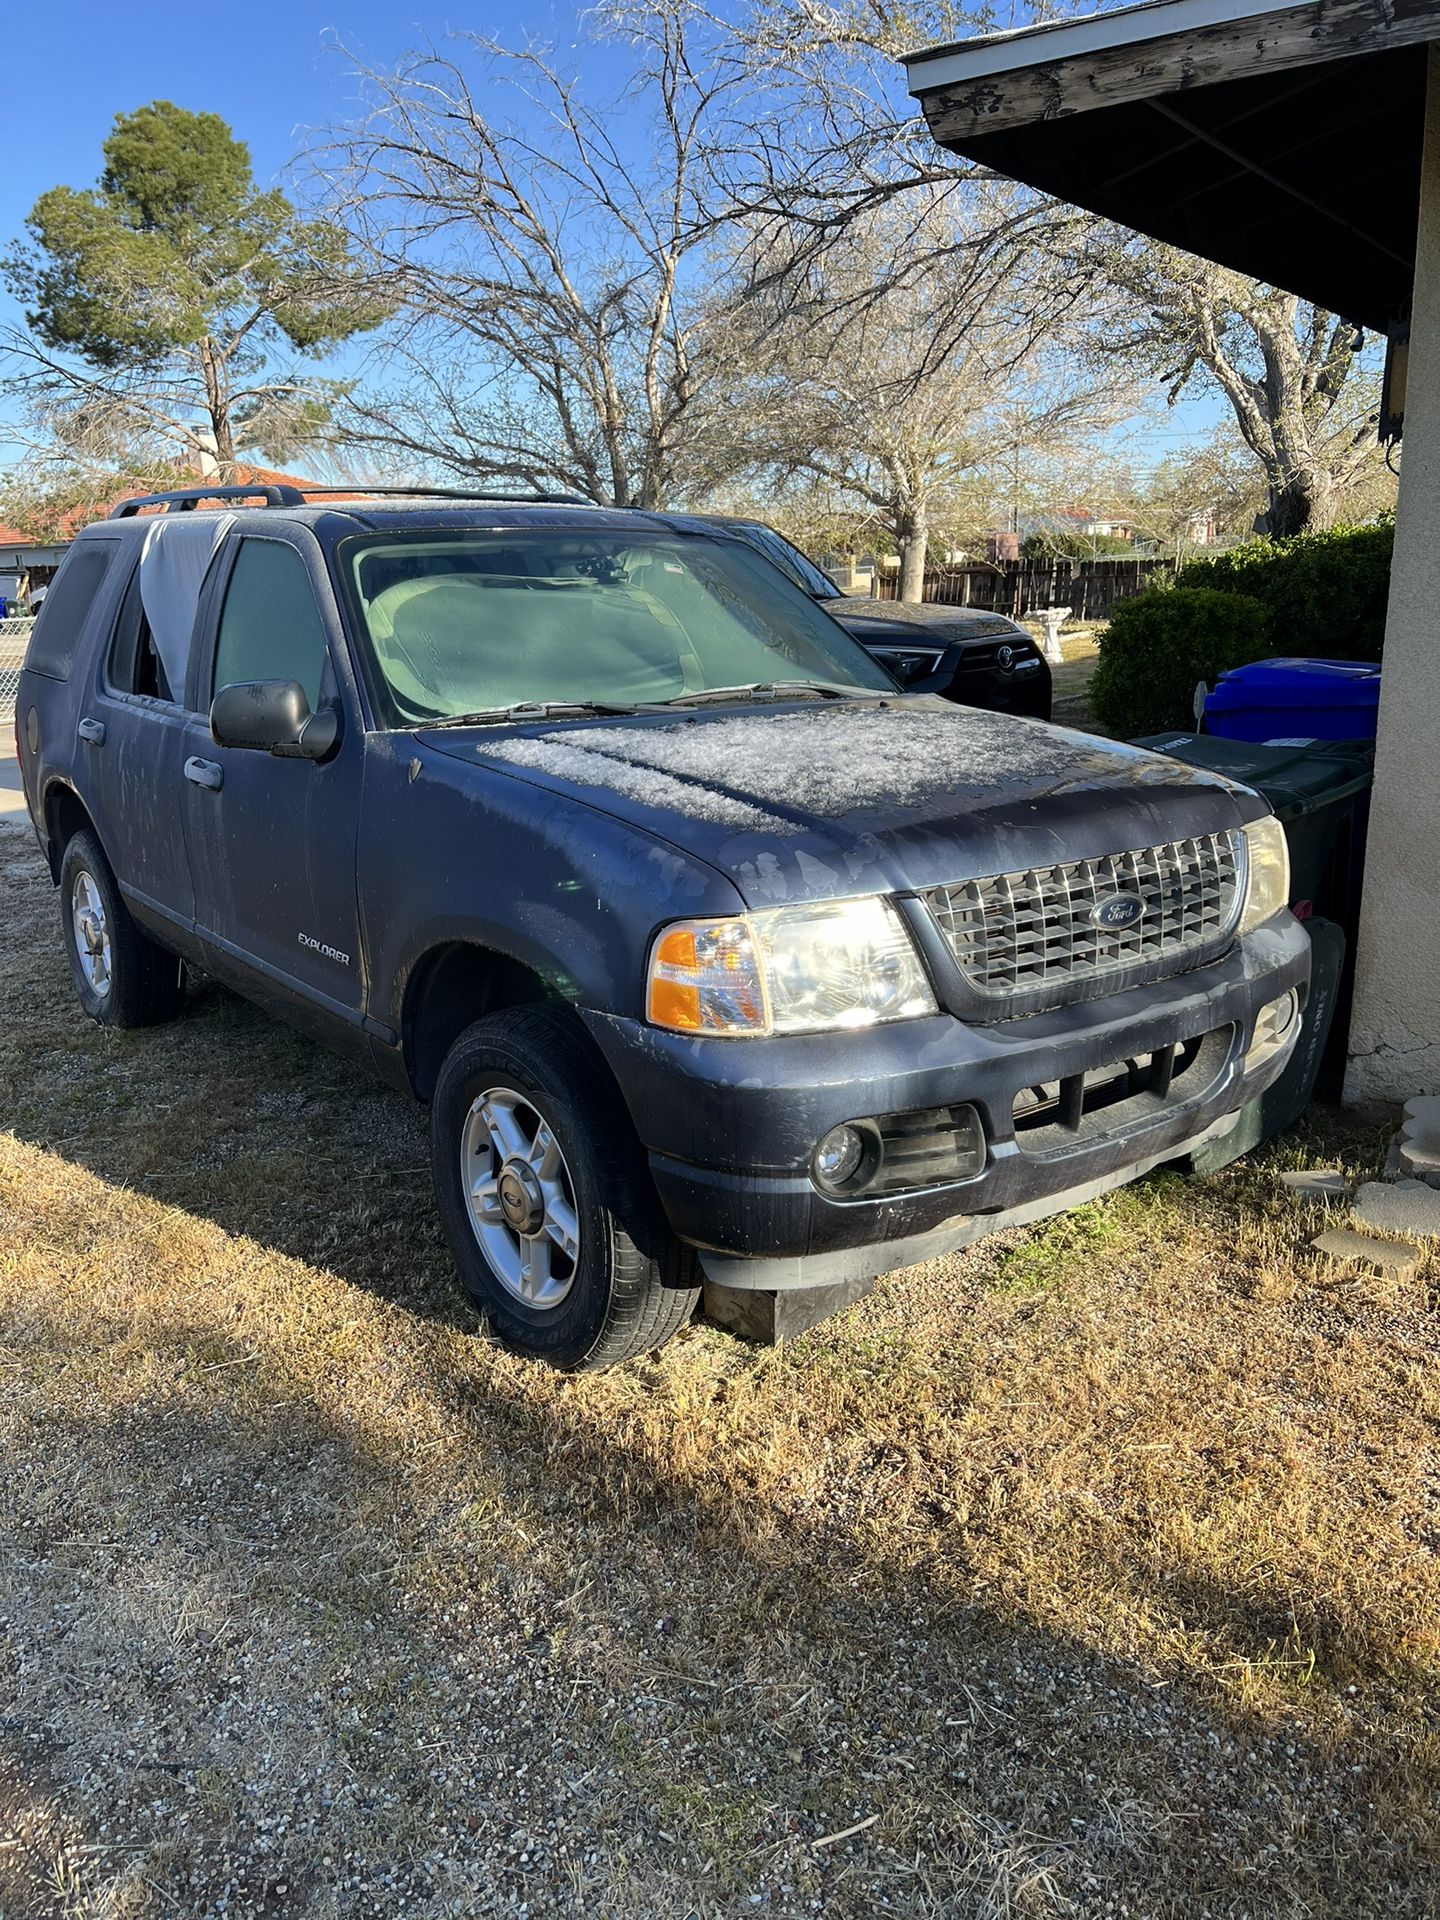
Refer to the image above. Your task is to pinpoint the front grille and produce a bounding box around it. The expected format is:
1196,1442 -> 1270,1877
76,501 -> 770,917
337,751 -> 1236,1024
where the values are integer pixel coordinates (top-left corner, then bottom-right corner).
926,831 -> 1243,1013
1010,1029 -> 1232,1157
952,641 -> 1025,669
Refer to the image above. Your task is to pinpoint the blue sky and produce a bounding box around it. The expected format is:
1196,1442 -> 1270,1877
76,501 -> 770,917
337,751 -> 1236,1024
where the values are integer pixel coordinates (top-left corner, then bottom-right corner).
0,2 -> 636,465
0,0 -> 1219,478
0,4 -> 631,239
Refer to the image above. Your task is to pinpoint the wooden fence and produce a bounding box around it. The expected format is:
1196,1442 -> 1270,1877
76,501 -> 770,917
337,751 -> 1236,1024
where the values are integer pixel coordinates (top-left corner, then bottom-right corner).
872,557 -> 1162,622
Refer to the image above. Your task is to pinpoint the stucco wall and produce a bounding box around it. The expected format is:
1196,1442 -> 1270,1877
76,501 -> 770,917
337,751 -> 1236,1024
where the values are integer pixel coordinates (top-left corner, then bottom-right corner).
1346,44 -> 1440,1104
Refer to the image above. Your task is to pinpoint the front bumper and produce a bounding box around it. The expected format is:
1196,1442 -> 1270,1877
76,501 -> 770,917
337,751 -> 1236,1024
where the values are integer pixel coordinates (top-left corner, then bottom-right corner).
582,912 -> 1310,1290
923,647 -> 1051,720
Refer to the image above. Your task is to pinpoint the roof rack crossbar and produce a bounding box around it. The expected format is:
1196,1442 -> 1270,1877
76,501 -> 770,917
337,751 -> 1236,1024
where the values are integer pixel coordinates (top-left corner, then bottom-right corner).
108,482 -> 595,518
109,483 -> 307,517
294,484 -> 594,506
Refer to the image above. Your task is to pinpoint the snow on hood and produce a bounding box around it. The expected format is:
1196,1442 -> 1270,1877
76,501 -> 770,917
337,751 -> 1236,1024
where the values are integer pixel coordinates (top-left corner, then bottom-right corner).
484,727 -> 788,832
422,698 -> 1256,908
480,702 -> 1236,829
484,704 -> 1095,832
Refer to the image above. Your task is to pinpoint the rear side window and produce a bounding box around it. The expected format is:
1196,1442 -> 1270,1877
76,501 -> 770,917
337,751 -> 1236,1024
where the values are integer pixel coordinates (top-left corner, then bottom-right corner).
24,544 -> 117,681
107,565 -> 177,703
213,540 -> 330,710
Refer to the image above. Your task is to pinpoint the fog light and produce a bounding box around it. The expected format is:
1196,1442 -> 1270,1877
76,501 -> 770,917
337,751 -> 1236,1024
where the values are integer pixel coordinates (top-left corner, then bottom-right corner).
813,1124 -> 866,1191
1247,988 -> 1301,1069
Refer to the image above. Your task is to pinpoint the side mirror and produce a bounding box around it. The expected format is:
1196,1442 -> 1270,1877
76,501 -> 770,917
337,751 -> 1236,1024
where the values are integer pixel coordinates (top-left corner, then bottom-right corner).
210,679 -> 340,761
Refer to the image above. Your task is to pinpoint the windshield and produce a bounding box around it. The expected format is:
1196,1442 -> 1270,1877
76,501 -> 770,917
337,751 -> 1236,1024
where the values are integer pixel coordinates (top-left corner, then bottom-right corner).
720,523 -> 839,600
341,528 -> 891,725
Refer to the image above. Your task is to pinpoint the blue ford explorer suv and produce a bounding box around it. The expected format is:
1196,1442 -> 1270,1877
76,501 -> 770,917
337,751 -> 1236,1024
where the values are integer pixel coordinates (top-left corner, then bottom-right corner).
15,485 -> 1308,1369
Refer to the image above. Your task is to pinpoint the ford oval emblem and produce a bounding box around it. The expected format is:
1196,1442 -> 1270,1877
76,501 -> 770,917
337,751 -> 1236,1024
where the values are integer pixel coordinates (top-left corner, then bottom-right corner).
1092,892 -> 1145,931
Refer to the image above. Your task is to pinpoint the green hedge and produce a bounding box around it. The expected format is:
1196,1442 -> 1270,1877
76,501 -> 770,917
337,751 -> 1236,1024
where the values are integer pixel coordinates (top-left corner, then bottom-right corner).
1089,521 -> 1393,736
1173,521 -> 1392,662
1089,588 -> 1272,737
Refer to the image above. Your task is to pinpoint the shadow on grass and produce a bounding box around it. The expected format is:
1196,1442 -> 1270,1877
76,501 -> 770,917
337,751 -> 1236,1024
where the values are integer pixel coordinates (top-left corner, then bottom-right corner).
4,1265 -> 1439,1920
3,826 -> 1439,1915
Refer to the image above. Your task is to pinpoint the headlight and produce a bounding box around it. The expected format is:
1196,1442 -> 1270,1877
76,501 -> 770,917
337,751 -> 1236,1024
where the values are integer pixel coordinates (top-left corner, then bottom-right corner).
1238,814 -> 1290,936
646,896 -> 937,1036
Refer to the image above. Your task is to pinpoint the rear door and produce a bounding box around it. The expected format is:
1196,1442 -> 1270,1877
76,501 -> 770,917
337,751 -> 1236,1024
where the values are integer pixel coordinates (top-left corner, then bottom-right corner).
78,546 -> 203,955
180,530 -> 368,1042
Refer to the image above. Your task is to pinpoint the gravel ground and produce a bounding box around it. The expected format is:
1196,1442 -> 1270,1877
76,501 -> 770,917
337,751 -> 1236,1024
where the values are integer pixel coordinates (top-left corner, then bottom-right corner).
3,819 -> 1440,1919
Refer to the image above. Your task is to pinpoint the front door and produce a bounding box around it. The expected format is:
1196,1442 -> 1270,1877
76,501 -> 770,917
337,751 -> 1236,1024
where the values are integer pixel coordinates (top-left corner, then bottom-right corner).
181,532 -> 368,1044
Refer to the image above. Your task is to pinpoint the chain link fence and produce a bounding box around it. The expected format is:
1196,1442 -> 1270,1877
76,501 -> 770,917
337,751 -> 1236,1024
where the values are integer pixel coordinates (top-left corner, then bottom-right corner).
1,617 -> 34,725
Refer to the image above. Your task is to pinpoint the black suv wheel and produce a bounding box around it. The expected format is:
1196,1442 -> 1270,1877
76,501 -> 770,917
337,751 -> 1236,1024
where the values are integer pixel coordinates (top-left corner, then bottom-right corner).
59,829 -> 185,1029
431,1005 -> 698,1369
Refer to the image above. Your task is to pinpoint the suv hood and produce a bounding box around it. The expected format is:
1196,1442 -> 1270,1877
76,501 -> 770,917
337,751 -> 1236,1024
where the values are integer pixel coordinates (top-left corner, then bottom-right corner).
824,597 -> 1021,644
420,699 -> 1259,908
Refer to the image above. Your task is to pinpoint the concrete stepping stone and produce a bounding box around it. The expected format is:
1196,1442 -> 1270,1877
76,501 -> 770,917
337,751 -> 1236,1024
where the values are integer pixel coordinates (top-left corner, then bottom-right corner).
1311,1228 -> 1422,1279
1353,1178 -> 1440,1239
1278,1169 -> 1350,1200
1398,1096 -> 1440,1186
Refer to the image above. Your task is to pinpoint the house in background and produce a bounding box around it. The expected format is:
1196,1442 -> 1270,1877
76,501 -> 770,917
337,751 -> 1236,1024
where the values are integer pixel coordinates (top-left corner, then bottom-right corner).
1017,505 -> 1139,546
1184,511 -> 1218,549
905,0 -> 1440,1104
0,463 -> 360,605
0,527 -> 66,609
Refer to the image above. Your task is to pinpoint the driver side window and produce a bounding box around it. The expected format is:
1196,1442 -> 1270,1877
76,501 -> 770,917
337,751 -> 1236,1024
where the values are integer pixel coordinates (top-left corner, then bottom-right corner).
213,540 -> 331,711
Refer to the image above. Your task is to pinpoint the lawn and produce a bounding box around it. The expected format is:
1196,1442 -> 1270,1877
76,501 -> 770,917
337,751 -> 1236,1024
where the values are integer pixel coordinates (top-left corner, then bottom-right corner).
1022,627 -> 1107,735
3,817 -> 1440,1919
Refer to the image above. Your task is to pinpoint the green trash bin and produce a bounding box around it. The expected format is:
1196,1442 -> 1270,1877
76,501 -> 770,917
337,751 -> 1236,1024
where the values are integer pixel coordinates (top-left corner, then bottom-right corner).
1130,732 -> 1373,916
1129,732 -> 1375,1170
1188,915 -> 1346,1176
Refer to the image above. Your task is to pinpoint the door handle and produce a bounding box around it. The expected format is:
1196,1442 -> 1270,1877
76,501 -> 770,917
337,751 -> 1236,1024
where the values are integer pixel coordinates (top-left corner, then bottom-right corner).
77,717 -> 106,746
184,756 -> 224,792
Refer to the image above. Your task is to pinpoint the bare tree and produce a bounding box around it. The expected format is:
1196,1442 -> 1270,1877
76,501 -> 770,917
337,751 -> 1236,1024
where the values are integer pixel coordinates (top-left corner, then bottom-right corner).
1086,241 -> 1392,535
664,0 -> 1392,539
314,8 -> 753,508
638,0 -> 1084,327
721,201 -> 1124,599
1054,434 -> 1262,570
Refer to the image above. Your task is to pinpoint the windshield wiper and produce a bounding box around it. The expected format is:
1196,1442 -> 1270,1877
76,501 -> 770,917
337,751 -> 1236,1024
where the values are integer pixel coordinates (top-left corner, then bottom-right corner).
422,684 -> 887,727
655,681 -> 888,709
424,699 -> 658,729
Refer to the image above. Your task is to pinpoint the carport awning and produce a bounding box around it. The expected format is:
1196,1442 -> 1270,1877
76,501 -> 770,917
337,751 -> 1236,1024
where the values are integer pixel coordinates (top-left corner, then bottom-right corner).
904,0 -> 1440,333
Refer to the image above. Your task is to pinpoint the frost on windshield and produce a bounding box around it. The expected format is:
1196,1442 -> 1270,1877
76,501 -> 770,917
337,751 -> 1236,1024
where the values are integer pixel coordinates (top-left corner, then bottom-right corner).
482,704 -> 1124,832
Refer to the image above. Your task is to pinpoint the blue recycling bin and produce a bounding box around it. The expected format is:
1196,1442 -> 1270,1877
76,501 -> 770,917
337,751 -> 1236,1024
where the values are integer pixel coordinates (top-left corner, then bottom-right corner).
1203,657 -> 1381,743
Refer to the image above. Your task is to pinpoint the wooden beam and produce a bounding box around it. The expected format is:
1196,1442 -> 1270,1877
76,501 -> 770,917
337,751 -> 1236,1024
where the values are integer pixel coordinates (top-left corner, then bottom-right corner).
916,0 -> 1440,144
1148,96 -> 1416,262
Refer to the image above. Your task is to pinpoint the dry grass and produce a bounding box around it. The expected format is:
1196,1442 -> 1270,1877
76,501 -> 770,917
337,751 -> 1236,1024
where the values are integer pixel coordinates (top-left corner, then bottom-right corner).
1026,629 -> 1105,736
3,822 -> 1440,1918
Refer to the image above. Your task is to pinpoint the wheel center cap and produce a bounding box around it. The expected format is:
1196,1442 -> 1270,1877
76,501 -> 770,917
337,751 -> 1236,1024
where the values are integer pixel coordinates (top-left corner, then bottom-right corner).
497,1160 -> 544,1233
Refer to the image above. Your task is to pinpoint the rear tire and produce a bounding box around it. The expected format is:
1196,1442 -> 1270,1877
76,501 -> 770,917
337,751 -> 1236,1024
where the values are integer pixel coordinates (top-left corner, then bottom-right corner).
431,1005 -> 697,1369
59,829 -> 185,1029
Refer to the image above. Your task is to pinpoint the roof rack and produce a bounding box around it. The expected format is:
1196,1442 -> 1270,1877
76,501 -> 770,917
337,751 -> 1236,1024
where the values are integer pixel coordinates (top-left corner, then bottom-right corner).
109,482 -> 594,518
110,483 -> 307,517
297,484 -> 595,506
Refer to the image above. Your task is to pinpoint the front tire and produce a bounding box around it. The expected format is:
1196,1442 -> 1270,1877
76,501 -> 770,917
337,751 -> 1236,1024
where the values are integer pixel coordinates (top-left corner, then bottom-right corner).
59,829 -> 185,1029
431,1006 -> 697,1370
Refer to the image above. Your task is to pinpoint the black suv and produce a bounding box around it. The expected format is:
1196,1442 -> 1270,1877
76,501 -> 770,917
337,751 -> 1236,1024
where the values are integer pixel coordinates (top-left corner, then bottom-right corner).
15,485 -> 1308,1369
665,514 -> 1052,718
